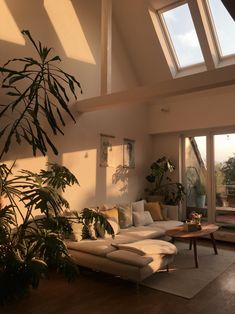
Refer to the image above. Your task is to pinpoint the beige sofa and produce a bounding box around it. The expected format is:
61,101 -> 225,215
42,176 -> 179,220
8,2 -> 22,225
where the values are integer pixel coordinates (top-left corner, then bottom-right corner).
66,203 -> 183,282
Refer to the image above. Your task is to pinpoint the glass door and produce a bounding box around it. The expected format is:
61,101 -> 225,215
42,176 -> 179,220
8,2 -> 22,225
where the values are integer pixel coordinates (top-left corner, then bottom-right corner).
184,136 -> 207,221
214,133 -> 235,229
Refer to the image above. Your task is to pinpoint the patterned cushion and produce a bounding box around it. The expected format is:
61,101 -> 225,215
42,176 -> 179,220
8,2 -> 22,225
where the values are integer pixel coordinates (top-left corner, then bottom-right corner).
117,204 -> 133,228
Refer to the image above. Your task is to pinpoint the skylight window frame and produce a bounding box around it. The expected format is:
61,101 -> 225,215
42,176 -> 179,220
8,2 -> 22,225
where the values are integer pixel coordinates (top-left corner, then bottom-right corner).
203,0 -> 235,61
158,1 -> 205,72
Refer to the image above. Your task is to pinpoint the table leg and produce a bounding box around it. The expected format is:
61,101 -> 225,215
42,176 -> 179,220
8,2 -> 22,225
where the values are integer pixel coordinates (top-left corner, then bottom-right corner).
193,238 -> 199,268
189,239 -> 192,250
210,233 -> 218,255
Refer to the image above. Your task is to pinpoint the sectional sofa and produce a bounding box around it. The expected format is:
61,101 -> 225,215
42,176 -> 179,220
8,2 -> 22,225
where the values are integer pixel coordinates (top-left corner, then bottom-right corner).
66,201 -> 183,282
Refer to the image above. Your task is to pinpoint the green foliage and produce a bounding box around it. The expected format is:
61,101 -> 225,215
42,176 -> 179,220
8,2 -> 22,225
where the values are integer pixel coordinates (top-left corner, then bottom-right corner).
145,156 -> 185,205
221,156 -> 235,184
146,156 -> 175,190
75,208 -> 114,240
0,30 -> 82,158
0,162 -> 80,304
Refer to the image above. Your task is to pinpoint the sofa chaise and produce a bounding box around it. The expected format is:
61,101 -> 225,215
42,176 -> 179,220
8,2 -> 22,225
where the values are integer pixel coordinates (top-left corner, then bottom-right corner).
66,201 -> 183,282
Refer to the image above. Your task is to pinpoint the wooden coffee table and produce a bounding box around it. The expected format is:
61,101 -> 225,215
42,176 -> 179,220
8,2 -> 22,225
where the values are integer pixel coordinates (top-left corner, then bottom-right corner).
166,223 -> 219,268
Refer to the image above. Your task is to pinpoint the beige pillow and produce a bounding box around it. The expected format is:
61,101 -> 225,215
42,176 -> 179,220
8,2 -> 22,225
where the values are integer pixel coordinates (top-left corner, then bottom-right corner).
131,200 -> 145,212
144,202 -> 164,221
133,211 -> 153,227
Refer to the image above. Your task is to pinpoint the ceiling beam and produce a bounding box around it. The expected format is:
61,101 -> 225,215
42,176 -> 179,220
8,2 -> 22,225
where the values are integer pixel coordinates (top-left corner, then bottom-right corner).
73,64 -> 235,113
100,0 -> 112,95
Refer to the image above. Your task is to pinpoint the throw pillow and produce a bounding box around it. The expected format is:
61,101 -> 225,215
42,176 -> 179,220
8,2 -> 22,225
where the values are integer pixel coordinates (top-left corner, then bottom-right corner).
117,204 -> 133,228
160,204 -> 169,220
131,200 -> 145,212
144,211 -> 154,225
97,207 -> 120,238
82,222 -> 97,240
133,211 -> 153,227
100,207 -> 119,223
70,222 -> 83,241
144,202 -> 164,221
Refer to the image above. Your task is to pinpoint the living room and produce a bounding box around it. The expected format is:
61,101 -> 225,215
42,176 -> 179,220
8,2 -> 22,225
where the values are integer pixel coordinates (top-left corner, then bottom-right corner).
1,0 -> 235,313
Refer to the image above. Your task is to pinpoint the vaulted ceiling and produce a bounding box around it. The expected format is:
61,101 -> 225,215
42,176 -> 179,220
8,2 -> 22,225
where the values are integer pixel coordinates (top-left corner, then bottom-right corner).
76,0 -> 235,112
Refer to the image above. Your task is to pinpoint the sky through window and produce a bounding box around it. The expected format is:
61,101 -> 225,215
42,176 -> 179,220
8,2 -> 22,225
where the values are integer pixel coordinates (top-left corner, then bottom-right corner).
161,3 -> 204,68
207,0 -> 235,57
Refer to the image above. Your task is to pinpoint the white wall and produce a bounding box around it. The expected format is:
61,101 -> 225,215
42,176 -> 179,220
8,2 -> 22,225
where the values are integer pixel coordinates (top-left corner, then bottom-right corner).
148,84 -> 235,195
148,85 -> 235,134
1,0 -> 151,214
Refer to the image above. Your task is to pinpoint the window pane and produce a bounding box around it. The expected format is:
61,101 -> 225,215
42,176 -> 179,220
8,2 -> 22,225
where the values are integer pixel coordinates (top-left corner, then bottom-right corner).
162,4 -> 204,68
214,134 -> 235,227
185,136 -> 208,222
208,0 -> 235,57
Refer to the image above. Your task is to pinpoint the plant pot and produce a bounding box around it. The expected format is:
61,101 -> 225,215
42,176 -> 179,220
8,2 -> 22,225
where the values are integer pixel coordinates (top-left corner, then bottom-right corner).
195,194 -> 206,208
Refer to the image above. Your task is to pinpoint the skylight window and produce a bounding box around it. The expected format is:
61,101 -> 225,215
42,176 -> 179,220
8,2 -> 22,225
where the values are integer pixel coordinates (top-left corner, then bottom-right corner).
160,3 -> 204,69
206,0 -> 235,58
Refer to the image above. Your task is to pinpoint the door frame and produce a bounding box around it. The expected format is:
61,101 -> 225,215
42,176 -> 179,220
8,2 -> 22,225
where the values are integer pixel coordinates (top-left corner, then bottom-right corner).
181,126 -> 235,223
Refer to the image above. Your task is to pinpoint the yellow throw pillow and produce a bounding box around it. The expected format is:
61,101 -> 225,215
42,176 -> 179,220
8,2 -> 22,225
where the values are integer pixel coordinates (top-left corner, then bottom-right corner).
144,202 -> 164,221
100,207 -> 119,223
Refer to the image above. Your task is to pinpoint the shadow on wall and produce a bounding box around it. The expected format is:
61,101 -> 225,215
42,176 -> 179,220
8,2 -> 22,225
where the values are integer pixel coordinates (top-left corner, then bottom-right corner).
112,165 -> 129,193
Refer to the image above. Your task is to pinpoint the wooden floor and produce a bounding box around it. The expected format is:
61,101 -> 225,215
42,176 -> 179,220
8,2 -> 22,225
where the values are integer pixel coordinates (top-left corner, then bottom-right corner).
2,240 -> 235,314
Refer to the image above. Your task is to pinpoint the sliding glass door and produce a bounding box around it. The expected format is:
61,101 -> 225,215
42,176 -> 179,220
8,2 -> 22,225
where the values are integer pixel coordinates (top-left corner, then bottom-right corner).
183,131 -> 235,230
184,136 -> 208,221
214,134 -> 235,229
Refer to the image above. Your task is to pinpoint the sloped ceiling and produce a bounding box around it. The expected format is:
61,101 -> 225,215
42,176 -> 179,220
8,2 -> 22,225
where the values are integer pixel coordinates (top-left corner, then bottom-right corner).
112,0 -> 235,89
113,0 -> 172,86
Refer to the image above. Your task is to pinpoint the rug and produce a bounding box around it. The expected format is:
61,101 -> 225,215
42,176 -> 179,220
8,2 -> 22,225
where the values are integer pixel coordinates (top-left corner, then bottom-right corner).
142,241 -> 235,299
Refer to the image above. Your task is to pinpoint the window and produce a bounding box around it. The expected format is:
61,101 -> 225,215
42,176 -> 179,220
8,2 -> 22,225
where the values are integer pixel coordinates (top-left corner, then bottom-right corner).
159,3 -> 204,69
206,0 -> 235,58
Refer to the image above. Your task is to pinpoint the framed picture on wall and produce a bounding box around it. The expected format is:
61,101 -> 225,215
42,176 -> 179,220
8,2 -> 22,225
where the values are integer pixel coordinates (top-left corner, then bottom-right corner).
123,138 -> 135,169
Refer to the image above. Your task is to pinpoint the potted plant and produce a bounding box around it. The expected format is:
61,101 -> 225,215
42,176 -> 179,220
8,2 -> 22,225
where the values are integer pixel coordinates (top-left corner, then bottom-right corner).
145,156 -> 185,206
0,30 -> 113,304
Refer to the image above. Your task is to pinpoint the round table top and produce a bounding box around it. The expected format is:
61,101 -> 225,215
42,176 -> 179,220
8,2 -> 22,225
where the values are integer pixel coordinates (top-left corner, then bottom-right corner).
165,223 -> 219,238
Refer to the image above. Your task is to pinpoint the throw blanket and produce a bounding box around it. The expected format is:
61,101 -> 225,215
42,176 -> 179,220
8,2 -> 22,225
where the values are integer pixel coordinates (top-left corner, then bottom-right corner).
112,239 -> 177,256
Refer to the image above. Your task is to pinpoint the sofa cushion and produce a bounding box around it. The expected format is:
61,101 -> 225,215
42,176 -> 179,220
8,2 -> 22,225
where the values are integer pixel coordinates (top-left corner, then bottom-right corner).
144,202 -> 164,221
131,200 -> 145,212
117,204 -> 133,228
66,239 -> 116,257
133,211 -> 153,227
149,220 -> 183,231
106,250 -> 153,267
100,207 -> 119,222
112,239 -> 177,256
119,225 -> 165,240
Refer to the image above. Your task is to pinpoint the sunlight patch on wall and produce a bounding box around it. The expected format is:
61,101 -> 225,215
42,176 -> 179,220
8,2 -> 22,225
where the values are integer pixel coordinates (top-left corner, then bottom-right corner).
0,0 -> 25,45
3,156 -> 48,173
44,0 -> 95,64
62,150 -> 97,210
